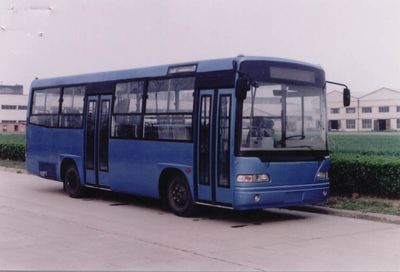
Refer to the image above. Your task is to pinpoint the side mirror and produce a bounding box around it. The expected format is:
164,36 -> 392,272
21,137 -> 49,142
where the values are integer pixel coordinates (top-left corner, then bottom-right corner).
343,87 -> 351,107
236,77 -> 250,101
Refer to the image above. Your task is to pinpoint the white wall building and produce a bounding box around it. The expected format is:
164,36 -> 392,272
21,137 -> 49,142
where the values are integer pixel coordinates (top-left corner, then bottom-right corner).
327,88 -> 400,132
0,85 -> 28,133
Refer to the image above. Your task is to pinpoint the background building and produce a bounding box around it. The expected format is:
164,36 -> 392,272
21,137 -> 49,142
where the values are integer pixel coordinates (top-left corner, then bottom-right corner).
327,88 -> 400,132
0,85 -> 28,133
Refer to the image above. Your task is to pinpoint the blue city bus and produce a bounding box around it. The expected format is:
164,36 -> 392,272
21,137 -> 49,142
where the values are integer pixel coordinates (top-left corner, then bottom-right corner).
26,56 -> 350,216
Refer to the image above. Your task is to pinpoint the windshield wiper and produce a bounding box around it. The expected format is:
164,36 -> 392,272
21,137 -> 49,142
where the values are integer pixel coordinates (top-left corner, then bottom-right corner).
277,135 -> 305,146
286,145 -> 315,151
285,134 -> 305,140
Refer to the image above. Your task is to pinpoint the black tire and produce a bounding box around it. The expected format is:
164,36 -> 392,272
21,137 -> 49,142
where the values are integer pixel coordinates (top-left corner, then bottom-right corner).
167,174 -> 196,217
64,165 -> 86,198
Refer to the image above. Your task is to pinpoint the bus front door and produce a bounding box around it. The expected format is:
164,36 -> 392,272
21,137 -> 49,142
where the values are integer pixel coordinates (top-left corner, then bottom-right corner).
197,89 -> 233,205
85,94 -> 112,188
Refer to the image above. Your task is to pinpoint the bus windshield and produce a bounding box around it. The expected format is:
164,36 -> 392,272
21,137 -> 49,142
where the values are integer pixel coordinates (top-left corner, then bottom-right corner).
240,83 -> 326,151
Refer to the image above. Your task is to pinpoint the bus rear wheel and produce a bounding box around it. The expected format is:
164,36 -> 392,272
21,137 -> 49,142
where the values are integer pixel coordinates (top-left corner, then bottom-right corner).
64,166 -> 86,198
167,174 -> 196,217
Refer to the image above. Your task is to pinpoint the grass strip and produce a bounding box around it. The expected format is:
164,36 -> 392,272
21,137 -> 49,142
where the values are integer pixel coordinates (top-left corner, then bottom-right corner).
0,159 -> 26,169
326,196 -> 400,216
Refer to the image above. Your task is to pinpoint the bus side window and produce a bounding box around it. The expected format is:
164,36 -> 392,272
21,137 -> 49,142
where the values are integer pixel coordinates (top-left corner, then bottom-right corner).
111,81 -> 144,139
60,86 -> 85,128
29,88 -> 61,127
144,77 -> 194,141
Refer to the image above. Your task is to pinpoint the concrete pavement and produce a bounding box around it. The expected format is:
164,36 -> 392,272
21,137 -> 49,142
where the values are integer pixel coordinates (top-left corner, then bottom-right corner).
0,170 -> 399,271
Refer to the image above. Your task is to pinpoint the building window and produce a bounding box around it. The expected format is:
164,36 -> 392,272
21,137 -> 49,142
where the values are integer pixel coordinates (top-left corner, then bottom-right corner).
1,120 -> 17,123
346,107 -> 356,114
379,106 -> 389,113
397,119 -> 400,129
346,119 -> 356,129
362,107 -> 372,113
1,105 -> 17,110
329,120 -> 340,130
330,108 -> 340,114
362,119 -> 372,129
18,105 -> 27,110
397,106 -> 400,112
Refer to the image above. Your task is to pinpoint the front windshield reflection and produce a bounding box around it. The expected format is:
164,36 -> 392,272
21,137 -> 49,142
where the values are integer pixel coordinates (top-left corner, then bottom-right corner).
240,83 -> 326,151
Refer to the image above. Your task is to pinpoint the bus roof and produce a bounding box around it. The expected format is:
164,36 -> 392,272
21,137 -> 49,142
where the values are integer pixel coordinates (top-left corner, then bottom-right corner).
31,56 -> 322,89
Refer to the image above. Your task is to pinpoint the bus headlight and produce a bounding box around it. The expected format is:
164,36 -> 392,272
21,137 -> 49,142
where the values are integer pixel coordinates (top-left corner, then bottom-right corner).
237,174 -> 270,183
316,172 -> 329,180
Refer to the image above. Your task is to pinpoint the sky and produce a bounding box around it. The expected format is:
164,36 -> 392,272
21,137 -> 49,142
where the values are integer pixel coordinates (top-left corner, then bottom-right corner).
0,0 -> 399,95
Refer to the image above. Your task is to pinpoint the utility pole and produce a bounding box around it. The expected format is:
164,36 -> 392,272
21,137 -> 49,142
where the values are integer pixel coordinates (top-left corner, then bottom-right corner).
357,97 -> 360,132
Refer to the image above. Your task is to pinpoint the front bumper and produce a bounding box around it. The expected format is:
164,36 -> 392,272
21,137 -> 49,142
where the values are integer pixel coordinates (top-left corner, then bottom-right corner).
233,183 -> 329,210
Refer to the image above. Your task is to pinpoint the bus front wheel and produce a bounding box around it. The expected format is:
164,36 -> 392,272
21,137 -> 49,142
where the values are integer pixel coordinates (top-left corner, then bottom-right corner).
64,166 -> 86,198
167,174 -> 196,217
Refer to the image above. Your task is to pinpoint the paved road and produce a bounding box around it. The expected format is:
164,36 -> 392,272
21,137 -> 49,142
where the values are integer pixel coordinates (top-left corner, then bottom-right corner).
1,170 -> 399,271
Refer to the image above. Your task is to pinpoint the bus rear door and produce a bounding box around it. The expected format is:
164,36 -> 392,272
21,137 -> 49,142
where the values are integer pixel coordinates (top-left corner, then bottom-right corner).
84,90 -> 112,188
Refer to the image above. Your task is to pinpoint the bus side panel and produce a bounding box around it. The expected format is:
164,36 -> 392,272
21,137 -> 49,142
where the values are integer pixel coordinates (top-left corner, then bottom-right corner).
26,125 -> 85,182
107,140 -> 194,198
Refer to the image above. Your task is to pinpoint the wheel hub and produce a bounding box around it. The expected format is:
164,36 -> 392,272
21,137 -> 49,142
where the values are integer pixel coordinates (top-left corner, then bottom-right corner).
67,172 -> 78,190
172,183 -> 187,207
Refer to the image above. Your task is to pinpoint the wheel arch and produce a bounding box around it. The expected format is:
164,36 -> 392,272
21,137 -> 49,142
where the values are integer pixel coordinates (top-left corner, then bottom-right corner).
59,155 -> 82,183
158,165 -> 193,200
